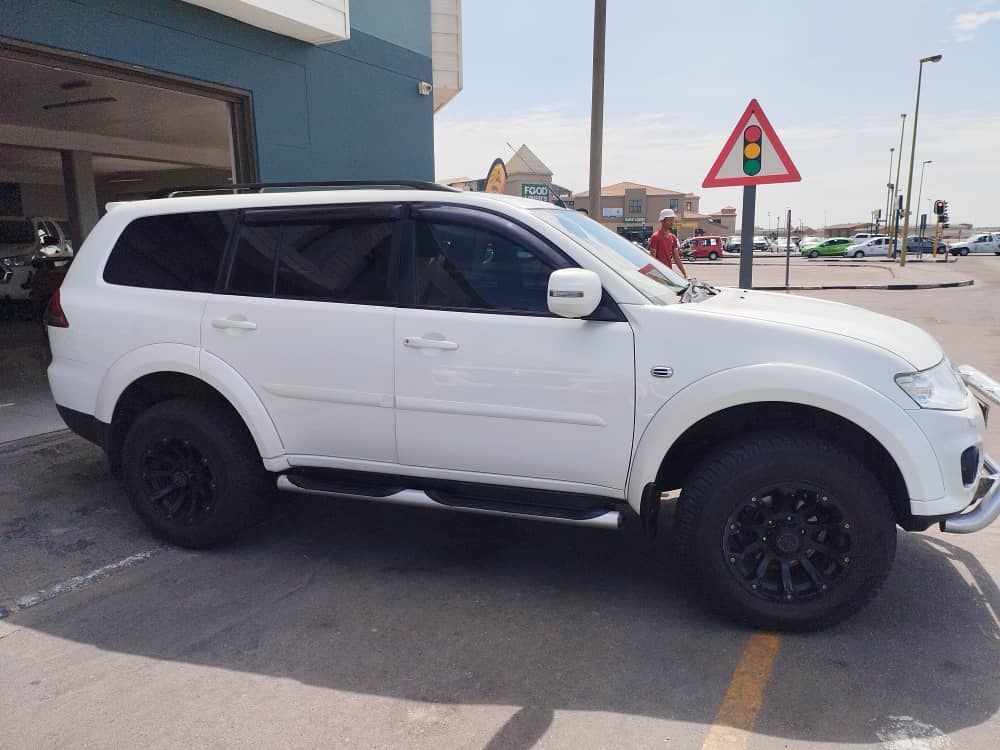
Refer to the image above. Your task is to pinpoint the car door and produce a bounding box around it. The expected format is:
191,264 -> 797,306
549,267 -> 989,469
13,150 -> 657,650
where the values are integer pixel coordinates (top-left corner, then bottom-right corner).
393,205 -> 635,491
202,203 -> 400,462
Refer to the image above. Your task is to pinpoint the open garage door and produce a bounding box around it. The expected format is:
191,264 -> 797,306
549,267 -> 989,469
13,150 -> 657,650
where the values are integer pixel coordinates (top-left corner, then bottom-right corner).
0,38 -> 256,442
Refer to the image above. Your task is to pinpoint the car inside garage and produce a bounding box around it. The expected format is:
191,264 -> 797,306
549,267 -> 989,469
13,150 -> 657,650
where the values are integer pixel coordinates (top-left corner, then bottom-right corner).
1,39 -> 256,441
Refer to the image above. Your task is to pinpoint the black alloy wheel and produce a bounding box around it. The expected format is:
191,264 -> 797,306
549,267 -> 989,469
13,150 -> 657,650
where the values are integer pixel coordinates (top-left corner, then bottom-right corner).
122,398 -> 271,548
140,437 -> 217,526
722,483 -> 852,603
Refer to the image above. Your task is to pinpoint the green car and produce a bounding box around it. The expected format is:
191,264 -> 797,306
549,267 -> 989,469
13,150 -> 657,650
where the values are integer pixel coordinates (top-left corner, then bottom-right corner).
800,237 -> 853,258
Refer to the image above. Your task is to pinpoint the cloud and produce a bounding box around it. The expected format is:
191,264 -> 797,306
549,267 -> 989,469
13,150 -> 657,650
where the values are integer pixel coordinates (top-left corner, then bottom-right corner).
434,107 -> 1000,227
951,8 -> 1000,41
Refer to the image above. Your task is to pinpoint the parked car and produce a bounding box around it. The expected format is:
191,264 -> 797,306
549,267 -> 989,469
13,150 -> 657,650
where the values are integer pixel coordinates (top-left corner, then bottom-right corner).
843,236 -> 897,258
726,235 -> 741,252
680,235 -> 726,260
948,233 -> 999,256
850,232 -> 879,244
0,216 -> 73,301
752,235 -> 768,251
46,181 -> 1000,631
800,237 -> 853,258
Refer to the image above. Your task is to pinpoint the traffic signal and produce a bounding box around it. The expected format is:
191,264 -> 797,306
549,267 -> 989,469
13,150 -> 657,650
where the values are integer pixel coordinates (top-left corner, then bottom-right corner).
742,125 -> 762,176
934,200 -> 945,216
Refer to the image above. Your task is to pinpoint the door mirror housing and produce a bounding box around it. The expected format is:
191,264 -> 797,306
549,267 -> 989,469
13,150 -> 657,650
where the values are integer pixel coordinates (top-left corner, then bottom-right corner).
547,268 -> 602,319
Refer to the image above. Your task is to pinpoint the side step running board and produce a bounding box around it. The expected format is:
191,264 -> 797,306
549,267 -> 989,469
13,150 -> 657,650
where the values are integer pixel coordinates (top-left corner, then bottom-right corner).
276,475 -> 622,531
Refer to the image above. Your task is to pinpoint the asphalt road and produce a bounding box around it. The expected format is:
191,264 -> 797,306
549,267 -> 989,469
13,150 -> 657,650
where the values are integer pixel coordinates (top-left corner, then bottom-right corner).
1,258 -> 998,749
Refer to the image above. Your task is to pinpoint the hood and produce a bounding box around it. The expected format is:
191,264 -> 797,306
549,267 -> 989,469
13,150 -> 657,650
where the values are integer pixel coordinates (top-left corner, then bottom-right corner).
695,288 -> 942,370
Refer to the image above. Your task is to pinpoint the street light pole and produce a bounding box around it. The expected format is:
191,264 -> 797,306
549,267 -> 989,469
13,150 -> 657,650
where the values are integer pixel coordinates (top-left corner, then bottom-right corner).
916,159 -> 932,238
884,147 -> 894,235
891,113 -> 906,258
588,0 -> 607,222
900,54 -> 942,266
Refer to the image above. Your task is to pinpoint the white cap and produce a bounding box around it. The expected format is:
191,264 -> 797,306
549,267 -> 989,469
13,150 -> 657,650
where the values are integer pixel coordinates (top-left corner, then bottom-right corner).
658,208 -> 676,220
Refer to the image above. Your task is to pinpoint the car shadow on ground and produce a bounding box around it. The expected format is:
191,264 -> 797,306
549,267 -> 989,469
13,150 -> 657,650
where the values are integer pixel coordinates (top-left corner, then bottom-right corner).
5,439 -> 999,748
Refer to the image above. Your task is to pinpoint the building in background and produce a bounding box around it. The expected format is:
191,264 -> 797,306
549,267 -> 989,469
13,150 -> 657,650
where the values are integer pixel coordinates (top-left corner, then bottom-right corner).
440,145 -> 571,203
0,0 -> 462,247
571,182 -> 736,241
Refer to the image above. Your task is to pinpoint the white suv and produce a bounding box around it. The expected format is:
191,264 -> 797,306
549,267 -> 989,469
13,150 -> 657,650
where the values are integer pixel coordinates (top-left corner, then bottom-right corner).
46,181 -> 1000,631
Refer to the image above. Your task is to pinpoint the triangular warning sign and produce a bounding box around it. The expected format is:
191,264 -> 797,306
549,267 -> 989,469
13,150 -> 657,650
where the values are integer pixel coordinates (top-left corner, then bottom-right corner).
703,99 -> 801,188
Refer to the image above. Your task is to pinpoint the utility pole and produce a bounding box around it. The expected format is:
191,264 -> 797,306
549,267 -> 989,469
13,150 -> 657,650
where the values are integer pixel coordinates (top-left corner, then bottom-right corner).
900,54 -> 942,266
916,159 -> 932,238
588,0 -> 607,221
891,114 -> 906,257
884,147 -> 894,235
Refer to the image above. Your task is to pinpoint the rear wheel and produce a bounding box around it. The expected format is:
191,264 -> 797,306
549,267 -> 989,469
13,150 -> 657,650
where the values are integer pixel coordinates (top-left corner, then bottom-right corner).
673,432 -> 896,631
708,251 -> 719,261
122,398 -> 271,548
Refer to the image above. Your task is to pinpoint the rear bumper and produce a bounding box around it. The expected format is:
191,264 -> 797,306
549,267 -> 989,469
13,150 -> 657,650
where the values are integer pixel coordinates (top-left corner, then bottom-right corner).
56,404 -> 109,452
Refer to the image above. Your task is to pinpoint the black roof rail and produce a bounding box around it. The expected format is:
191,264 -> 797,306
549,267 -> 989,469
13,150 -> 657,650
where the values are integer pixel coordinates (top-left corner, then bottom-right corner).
157,180 -> 461,199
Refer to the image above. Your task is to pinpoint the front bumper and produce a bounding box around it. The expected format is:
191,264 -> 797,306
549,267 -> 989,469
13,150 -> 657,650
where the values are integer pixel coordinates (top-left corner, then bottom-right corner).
937,366 -> 1000,533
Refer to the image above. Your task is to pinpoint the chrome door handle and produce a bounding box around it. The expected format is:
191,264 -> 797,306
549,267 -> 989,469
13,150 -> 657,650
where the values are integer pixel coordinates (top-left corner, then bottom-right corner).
403,336 -> 458,351
212,318 -> 257,331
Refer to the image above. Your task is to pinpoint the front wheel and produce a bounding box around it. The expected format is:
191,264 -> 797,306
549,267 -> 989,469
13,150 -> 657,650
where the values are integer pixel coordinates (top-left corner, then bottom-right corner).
673,432 -> 896,631
809,250 -> 819,258
960,248 -> 969,256
853,250 -> 865,258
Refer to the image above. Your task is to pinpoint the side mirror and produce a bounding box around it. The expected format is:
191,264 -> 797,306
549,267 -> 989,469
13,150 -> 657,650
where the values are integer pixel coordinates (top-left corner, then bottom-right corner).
547,268 -> 602,319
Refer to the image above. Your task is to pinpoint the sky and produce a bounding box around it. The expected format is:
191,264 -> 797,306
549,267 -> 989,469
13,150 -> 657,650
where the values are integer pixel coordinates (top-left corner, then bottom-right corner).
433,0 -> 1000,229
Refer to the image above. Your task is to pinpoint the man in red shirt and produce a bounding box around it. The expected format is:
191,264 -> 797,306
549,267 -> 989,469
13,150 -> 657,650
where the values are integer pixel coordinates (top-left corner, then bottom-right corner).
647,208 -> 687,278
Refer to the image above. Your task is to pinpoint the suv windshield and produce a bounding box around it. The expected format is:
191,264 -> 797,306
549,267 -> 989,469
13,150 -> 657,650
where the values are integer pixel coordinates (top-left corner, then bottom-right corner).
532,208 -> 688,303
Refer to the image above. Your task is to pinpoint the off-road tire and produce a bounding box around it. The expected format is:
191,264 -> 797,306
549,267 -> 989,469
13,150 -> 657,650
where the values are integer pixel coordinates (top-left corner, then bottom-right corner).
122,397 -> 271,548
674,431 -> 896,631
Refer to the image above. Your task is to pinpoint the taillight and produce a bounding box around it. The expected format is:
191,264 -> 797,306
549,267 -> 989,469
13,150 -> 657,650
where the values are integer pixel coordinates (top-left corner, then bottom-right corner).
44,288 -> 69,328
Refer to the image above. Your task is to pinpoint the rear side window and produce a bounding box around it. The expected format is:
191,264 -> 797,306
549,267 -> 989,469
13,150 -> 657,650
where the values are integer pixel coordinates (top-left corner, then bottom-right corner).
104,211 -> 236,292
227,215 -> 396,304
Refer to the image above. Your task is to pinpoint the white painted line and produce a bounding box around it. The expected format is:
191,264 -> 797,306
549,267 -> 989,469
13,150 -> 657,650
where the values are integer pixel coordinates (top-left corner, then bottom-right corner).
0,403 -> 14,408
15,550 -> 159,611
874,716 -> 953,750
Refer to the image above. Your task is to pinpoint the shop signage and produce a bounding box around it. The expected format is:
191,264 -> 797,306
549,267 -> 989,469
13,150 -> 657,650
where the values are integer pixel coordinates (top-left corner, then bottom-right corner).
521,183 -> 550,201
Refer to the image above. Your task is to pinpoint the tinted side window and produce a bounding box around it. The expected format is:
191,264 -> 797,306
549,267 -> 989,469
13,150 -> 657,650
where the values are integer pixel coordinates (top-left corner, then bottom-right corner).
104,211 -> 235,291
414,221 -> 555,313
228,219 -> 395,303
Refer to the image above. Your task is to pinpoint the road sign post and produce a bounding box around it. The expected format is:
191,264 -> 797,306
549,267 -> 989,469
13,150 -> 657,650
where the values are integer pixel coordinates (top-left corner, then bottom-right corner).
785,209 -> 792,288
703,99 -> 801,289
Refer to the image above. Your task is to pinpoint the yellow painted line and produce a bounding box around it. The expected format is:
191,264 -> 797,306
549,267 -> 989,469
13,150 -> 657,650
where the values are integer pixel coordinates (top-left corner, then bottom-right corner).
701,632 -> 782,750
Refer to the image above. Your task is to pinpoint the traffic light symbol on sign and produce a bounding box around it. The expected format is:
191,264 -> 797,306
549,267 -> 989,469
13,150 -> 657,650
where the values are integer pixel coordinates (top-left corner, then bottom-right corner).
742,125 -> 762,176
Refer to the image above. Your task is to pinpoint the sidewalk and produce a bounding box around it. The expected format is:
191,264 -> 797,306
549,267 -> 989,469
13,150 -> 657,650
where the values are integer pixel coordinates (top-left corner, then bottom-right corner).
683,257 -> 974,290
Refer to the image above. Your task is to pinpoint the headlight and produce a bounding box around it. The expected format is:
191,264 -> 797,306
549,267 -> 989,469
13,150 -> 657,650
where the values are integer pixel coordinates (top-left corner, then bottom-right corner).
5,253 -> 33,267
895,359 -> 969,410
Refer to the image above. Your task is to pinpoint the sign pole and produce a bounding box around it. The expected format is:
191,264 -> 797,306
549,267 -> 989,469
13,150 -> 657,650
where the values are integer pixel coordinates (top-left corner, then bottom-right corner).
784,208 -> 792,288
739,185 -> 756,289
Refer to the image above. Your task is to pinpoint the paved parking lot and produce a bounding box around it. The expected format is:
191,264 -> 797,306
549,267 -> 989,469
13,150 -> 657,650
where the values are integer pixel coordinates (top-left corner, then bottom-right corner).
1,258 -> 998,749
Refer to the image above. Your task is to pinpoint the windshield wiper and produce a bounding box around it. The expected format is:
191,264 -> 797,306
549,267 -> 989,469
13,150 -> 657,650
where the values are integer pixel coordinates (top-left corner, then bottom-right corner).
679,277 -> 719,303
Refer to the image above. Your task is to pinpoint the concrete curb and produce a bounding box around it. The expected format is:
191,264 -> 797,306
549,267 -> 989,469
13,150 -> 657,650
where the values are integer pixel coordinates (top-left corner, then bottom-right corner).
754,279 -> 975,291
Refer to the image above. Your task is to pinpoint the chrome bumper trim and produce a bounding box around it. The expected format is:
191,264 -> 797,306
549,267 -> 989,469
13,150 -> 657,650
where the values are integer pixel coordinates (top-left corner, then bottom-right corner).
940,455 -> 1000,533
958,364 -> 1000,424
